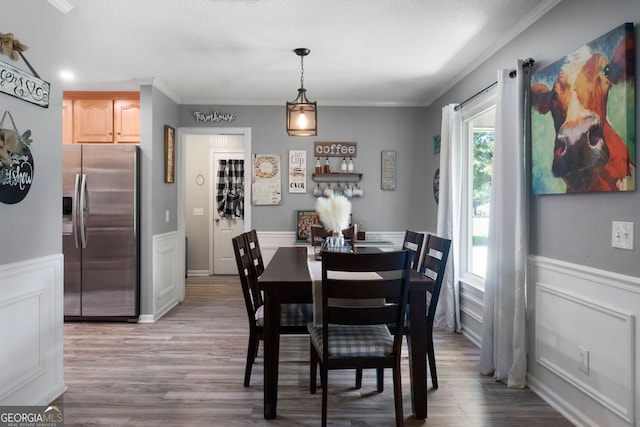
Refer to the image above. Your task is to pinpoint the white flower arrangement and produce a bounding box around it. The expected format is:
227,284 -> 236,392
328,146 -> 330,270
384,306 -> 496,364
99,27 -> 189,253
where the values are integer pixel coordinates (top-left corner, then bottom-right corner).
315,193 -> 352,233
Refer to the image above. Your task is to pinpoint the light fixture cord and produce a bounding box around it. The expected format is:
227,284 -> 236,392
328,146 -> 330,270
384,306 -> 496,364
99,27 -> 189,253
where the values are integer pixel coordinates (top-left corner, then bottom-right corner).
299,55 -> 305,89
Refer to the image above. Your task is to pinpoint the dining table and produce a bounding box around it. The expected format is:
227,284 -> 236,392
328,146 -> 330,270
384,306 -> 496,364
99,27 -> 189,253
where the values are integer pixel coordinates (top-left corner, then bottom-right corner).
257,245 -> 432,420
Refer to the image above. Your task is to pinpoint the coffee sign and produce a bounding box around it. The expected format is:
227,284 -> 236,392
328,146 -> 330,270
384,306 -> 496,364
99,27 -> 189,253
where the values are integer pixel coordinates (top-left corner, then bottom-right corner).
313,141 -> 357,158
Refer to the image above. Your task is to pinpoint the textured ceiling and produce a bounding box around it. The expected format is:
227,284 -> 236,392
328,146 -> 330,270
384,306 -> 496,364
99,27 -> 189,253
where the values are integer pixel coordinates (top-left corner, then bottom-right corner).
51,0 -> 559,106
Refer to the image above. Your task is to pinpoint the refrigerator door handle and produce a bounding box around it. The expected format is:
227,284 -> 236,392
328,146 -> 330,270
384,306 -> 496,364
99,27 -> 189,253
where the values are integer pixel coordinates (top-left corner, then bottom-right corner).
79,173 -> 90,248
73,173 -> 82,248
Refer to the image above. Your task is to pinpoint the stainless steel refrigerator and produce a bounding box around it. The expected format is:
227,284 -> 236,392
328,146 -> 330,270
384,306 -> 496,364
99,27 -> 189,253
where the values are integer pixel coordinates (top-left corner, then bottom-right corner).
63,144 -> 140,321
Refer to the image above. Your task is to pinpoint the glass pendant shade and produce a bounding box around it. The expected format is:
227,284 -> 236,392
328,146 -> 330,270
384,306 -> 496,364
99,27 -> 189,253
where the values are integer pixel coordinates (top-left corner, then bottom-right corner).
287,88 -> 317,136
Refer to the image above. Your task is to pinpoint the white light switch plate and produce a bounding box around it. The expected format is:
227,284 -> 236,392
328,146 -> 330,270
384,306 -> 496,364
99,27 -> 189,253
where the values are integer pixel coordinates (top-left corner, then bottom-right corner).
193,208 -> 205,216
612,221 -> 634,250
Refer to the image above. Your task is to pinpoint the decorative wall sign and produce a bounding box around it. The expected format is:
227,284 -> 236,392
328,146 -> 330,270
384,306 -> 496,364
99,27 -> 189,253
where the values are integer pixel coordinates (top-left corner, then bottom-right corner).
193,111 -> 236,123
252,154 -> 281,205
0,111 -> 34,204
381,150 -> 396,190
288,149 -> 306,193
0,33 -> 49,108
164,125 -> 175,183
313,141 -> 357,158
433,134 -> 441,155
295,209 -> 321,242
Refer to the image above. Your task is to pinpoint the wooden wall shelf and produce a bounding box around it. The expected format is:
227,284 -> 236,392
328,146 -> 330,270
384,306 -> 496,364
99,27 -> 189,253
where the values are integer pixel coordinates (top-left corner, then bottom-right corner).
312,173 -> 362,182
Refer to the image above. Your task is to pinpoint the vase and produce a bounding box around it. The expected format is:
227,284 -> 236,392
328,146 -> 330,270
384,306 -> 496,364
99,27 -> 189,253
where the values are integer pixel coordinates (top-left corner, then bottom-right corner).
326,231 -> 346,251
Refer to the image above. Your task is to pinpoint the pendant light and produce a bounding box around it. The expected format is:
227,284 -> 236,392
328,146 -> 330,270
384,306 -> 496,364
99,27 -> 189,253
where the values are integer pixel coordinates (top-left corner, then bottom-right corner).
286,48 -> 317,136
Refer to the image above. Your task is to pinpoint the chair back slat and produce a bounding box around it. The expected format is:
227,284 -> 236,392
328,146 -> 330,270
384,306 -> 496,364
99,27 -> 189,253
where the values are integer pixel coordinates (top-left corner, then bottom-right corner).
403,230 -> 425,271
246,229 -> 265,280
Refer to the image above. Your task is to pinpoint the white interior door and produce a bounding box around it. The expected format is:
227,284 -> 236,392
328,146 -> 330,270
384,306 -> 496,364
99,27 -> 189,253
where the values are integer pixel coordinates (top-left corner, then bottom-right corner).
211,151 -> 245,274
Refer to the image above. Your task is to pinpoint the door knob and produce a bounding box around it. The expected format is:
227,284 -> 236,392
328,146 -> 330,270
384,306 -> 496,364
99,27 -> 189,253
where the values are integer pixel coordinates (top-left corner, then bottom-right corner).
215,218 -> 220,223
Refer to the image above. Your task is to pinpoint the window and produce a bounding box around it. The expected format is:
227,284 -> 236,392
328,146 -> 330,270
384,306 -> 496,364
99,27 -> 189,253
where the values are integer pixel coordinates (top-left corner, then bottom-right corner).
460,91 -> 496,289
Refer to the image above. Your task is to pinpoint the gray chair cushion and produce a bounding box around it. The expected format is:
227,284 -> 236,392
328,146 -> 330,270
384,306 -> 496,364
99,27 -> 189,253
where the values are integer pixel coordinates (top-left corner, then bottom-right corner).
307,323 -> 393,358
255,303 -> 312,327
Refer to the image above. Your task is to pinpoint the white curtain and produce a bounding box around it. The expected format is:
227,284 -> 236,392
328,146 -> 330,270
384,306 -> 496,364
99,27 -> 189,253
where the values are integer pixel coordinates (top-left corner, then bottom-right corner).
479,60 -> 528,387
435,104 -> 462,333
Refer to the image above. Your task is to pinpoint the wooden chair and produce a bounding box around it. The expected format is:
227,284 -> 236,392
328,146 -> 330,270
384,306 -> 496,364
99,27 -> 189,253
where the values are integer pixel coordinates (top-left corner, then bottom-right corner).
310,225 -> 332,247
311,224 -> 355,247
417,234 -> 451,389
232,233 -> 312,387
403,230 -> 425,271
309,250 -> 412,426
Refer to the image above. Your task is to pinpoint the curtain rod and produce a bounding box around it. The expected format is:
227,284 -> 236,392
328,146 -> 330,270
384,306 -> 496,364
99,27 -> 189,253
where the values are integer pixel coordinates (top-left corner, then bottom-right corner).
454,58 -> 534,111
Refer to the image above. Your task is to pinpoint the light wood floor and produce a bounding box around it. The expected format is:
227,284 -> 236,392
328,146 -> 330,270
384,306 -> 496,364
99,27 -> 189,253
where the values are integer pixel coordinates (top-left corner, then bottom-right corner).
54,275 -> 573,426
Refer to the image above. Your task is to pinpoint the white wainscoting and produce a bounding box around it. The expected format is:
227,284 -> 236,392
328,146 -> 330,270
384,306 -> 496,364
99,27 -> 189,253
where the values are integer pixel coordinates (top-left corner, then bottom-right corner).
142,231 -> 185,323
459,282 -> 483,347
0,255 -> 65,405
528,256 -> 639,427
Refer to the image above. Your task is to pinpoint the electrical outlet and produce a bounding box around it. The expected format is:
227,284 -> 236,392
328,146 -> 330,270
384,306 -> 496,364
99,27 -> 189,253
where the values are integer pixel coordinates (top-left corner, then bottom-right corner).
612,221 -> 634,250
578,346 -> 589,374
165,210 -> 170,222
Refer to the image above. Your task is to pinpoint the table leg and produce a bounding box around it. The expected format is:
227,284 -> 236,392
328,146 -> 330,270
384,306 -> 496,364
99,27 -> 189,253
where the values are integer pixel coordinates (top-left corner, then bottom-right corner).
407,289 -> 427,419
263,290 -> 281,419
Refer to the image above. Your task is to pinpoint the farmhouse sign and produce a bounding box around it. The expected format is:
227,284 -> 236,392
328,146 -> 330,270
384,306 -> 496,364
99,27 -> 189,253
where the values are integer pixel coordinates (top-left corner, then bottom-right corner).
313,141 -> 357,158
193,110 -> 236,123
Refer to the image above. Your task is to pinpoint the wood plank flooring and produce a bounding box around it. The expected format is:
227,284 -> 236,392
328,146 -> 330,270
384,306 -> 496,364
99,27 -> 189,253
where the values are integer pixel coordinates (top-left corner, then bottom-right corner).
54,275 -> 573,426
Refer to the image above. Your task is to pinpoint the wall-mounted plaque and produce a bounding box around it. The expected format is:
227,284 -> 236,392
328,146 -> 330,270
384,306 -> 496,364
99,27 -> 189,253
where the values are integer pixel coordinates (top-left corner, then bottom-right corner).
314,141 -> 357,158
381,150 -> 396,190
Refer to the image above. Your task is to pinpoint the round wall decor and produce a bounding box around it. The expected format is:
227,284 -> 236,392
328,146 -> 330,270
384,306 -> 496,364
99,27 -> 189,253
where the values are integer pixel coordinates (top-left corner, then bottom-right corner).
0,112 -> 34,204
433,168 -> 440,204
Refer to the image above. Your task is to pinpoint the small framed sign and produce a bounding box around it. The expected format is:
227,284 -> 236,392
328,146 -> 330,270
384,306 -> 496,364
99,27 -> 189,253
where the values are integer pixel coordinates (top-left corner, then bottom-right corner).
381,150 -> 396,190
295,209 -> 321,243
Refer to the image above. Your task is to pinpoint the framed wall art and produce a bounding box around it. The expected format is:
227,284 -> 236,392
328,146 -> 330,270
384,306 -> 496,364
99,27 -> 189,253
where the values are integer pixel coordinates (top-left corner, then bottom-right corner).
164,125 -> 175,183
295,209 -> 321,243
288,149 -> 306,193
252,154 -> 282,205
531,23 -> 635,194
381,150 -> 396,190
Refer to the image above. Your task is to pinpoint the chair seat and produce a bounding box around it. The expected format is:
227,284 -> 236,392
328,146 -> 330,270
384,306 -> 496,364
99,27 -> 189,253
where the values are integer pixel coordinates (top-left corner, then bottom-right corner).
255,303 -> 312,327
308,323 -> 394,358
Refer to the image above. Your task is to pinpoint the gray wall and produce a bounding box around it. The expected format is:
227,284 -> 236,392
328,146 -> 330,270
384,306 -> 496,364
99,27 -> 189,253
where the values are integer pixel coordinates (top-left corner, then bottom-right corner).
179,105 -> 432,233
423,0 -> 640,278
0,2 -> 63,264
139,85 -> 180,314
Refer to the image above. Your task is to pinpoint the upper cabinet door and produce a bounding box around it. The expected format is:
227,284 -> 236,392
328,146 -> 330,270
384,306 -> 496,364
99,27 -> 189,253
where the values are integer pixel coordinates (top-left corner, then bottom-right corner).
62,99 -> 74,144
73,99 -> 114,143
114,100 -> 140,144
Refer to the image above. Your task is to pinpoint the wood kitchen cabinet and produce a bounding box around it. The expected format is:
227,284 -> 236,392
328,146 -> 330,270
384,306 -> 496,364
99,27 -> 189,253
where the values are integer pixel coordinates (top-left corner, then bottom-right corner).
63,92 -> 140,144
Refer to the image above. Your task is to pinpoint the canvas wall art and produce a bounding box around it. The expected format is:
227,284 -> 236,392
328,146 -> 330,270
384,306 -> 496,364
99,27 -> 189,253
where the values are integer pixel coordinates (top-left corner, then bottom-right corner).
531,23 -> 635,194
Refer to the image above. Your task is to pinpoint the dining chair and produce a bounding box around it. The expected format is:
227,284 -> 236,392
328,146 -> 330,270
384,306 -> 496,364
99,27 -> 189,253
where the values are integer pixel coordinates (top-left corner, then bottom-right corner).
402,230 -> 425,271
311,224 -> 355,246
308,250 -> 412,427
417,234 -> 452,389
232,233 -> 312,387
310,225 -> 331,247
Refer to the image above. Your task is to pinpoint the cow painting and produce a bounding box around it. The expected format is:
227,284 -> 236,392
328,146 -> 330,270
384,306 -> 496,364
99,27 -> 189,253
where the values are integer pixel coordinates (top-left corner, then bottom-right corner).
531,23 -> 635,194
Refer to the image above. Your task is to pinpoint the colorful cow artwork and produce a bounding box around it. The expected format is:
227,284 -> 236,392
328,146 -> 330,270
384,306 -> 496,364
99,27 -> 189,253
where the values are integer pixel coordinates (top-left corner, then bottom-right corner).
531,23 -> 636,194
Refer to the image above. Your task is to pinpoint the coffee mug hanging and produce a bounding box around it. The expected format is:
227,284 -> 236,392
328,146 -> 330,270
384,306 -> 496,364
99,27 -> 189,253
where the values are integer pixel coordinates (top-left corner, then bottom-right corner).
0,110 -> 34,204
